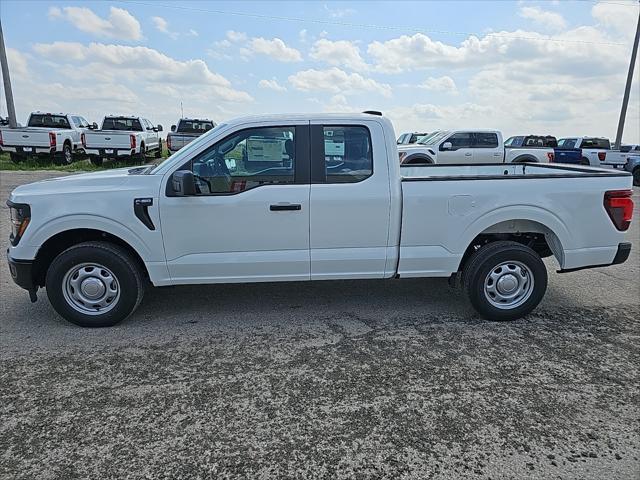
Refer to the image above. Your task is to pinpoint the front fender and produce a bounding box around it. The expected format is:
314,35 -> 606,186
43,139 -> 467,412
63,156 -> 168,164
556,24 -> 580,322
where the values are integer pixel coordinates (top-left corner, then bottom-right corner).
25,214 -> 157,262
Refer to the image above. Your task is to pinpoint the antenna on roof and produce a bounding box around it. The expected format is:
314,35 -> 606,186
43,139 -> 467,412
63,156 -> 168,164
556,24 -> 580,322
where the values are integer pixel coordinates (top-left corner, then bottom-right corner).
180,101 -> 184,119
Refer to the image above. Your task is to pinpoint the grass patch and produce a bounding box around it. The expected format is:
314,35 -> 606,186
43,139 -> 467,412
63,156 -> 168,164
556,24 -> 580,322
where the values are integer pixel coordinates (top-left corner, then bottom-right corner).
0,148 -> 170,172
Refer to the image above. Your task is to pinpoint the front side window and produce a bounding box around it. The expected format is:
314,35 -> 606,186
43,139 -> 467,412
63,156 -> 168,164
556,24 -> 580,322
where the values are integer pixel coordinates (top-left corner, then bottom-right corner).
323,126 -> 373,183
187,126 -> 296,195
558,138 -> 577,149
443,132 -> 473,150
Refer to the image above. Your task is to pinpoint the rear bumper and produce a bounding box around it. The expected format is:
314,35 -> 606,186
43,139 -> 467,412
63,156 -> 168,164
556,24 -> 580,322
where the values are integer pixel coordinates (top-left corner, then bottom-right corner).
0,146 -> 56,155
558,242 -> 631,273
85,148 -> 137,158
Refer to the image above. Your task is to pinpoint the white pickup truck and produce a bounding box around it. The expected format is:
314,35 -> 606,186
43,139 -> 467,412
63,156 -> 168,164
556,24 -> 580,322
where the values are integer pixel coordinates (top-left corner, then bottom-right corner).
167,118 -> 216,154
0,112 -> 92,165
398,130 -> 554,165
6,113 -> 633,328
82,116 -> 163,166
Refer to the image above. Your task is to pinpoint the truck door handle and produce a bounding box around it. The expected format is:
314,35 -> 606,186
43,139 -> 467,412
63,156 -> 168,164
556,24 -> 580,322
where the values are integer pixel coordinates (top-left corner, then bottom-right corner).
270,204 -> 301,211
465,153 -> 472,156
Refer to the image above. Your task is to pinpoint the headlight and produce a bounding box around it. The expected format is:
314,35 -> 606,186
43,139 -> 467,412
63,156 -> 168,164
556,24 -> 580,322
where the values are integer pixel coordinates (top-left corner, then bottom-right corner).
7,201 -> 30,246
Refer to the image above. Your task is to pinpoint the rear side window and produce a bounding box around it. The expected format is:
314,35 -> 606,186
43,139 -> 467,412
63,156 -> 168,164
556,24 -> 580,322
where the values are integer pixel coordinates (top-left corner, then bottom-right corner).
323,126 -> 373,183
474,133 -> 499,148
582,138 -> 610,149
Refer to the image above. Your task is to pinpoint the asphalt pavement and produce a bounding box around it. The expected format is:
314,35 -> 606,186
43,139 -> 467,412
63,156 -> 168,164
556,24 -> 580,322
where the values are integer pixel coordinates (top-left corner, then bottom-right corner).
1,170 -> 639,479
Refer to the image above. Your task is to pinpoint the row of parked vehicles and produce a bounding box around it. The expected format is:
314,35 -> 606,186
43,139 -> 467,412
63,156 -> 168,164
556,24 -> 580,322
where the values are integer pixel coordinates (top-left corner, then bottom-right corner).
0,112 -> 216,166
397,130 -> 640,185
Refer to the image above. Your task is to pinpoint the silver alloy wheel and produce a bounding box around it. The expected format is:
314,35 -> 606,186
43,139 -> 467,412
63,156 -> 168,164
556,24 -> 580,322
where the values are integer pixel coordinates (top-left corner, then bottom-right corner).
64,145 -> 72,164
483,260 -> 534,310
62,263 -> 120,315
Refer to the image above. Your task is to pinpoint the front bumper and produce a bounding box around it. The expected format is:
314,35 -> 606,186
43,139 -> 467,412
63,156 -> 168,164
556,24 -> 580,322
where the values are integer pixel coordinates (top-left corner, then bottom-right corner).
6,252 -> 37,301
558,242 -> 632,273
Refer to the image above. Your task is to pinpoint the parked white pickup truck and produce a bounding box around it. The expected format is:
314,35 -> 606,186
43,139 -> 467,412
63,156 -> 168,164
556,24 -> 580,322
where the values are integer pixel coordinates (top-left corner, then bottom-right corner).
398,130 -> 554,164
0,112 -> 92,165
167,118 -> 215,153
82,116 -> 163,166
6,113 -> 633,327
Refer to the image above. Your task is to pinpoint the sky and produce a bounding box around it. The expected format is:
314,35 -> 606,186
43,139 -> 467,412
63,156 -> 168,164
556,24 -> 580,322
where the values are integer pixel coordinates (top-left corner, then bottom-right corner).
1,0 -> 639,142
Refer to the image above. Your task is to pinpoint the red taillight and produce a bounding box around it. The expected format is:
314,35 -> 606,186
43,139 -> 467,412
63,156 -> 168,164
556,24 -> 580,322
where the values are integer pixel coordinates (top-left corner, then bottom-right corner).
167,135 -> 171,150
130,134 -> 136,149
49,132 -> 56,147
604,190 -> 633,231
547,152 -> 554,162
81,133 -> 86,147
598,152 -> 606,161
0,130 -> 3,146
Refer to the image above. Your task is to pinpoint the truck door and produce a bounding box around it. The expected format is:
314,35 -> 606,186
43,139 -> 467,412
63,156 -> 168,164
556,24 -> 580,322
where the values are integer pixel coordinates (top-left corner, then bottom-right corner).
159,123 -> 311,282
309,121 -> 391,279
438,132 -> 474,163
472,132 -> 503,162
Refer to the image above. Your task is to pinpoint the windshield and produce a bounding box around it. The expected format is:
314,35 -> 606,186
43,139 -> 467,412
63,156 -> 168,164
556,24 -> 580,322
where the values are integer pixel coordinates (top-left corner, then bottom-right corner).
177,120 -> 215,134
28,114 -> 70,129
149,123 -> 228,174
102,117 -> 143,131
417,131 -> 449,145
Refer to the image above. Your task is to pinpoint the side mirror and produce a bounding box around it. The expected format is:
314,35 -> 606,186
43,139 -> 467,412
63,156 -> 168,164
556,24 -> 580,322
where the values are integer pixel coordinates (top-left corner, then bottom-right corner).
441,141 -> 453,151
170,125 -> 176,132
157,125 -> 163,132
172,170 -> 196,196
90,122 -> 98,130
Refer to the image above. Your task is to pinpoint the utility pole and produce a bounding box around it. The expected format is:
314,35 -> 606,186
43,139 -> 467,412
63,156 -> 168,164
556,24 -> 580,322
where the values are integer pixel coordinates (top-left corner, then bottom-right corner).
0,19 -> 17,128
613,6 -> 640,150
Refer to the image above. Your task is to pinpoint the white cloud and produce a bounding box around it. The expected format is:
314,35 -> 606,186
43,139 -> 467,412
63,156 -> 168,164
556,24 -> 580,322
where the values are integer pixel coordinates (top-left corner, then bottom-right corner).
419,76 -> 458,93
288,67 -> 392,97
246,37 -> 303,62
7,48 -> 29,78
188,29 -> 199,37
226,30 -> 248,43
323,4 -> 356,18
519,6 -> 567,31
258,78 -> 287,92
592,1 -> 639,39
48,6 -> 142,41
151,16 -> 178,39
32,42 -> 252,102
299,29 -> 308,43
310,39 -> 369,71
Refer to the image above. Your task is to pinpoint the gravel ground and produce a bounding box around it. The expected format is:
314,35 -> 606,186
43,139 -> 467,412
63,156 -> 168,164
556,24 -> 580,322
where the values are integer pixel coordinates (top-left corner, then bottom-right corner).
1,170 -> 639,480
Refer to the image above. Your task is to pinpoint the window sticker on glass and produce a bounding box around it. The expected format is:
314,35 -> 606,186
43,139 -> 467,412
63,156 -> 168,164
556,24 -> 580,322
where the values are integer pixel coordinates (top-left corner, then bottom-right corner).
247,138 -> 284,162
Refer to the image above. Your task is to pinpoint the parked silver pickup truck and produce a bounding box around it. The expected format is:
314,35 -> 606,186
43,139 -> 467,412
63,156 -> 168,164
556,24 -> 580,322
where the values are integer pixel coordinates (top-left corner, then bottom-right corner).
167,118 -> 215,154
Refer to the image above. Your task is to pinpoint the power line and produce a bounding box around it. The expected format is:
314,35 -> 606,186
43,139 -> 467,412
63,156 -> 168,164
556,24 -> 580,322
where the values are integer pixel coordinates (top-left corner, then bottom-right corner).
117,0 -> 631,47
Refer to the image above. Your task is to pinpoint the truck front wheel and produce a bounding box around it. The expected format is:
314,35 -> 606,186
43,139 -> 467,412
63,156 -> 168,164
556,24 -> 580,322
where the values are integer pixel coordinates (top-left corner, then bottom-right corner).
633,167 -> 640,186
45,241 -> 145,327
463,241 -> 547,321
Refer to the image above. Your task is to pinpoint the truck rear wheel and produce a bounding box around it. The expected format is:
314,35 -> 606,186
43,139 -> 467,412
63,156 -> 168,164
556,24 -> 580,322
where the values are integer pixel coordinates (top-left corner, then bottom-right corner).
88,155 -> 103,166
633,167 -> 640,186
137,143 -> 146,163
155,139 -> 163,158
55,142 -> 73,165
45,241 -> 145,327
463,241 -> 547,321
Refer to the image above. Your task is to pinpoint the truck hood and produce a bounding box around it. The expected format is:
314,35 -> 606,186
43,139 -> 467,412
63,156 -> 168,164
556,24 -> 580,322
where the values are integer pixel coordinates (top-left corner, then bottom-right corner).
9,168 -> 151,200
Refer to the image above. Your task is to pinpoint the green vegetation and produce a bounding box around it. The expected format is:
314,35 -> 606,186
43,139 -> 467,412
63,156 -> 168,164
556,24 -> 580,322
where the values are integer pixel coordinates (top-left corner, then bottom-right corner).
0,146 -> 170,172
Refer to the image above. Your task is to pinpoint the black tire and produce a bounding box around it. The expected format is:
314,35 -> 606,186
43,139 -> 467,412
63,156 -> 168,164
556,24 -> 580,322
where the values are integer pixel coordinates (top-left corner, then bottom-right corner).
88,155 -> 103,166
45,241 -> 145,327
580,157 -> 590,166
403,155 -> 434,165
9,152 -> 24,164
155,139 -> 163,158
512,156 -> 537,163
56,142 -> 73,165
463,241 -> 547,321
633,167 -> 640,187
137,143 -> 146,163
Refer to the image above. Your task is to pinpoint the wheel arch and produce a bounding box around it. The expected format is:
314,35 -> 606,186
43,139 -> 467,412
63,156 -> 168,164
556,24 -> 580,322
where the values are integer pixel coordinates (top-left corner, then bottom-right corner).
32,228 -> 150,288
511,154 -> 537,163
456,209 -> 571,272
402,153 -> 434,165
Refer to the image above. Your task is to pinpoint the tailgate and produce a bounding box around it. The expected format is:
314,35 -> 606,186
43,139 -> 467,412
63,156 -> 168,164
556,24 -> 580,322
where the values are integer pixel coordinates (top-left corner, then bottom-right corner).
84,132 -> 131,149
1,129 -> 51,147
553,149 -> 582,164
